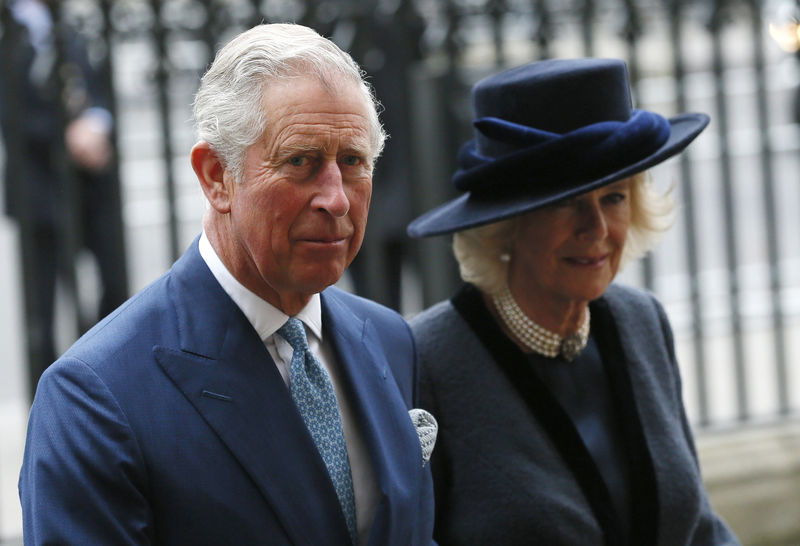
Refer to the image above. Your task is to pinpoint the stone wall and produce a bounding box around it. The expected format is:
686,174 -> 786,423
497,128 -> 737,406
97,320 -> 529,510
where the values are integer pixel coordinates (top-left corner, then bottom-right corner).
698,420 -> 800,545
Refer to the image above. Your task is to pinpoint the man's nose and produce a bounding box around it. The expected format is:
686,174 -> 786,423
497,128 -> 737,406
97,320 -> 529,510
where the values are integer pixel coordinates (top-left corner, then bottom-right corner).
312,161 -> 350,217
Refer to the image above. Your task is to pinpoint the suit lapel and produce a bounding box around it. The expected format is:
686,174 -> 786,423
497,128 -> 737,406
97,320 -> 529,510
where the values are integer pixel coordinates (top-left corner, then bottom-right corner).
153,241 -> 351,546
601,288 -> 704,546
321,290 -> 423,545
590,296 -> 659,545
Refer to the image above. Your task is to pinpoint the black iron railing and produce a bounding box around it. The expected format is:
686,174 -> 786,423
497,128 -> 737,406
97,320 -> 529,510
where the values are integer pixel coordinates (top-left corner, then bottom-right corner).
2,0 -> 798,427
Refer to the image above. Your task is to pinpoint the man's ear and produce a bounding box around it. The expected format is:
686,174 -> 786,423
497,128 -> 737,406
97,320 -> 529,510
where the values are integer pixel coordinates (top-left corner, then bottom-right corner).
191,141 -> 232,213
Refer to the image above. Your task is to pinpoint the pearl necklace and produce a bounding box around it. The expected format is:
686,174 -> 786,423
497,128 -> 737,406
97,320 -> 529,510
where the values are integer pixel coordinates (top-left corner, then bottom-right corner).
492,286 -> 591,361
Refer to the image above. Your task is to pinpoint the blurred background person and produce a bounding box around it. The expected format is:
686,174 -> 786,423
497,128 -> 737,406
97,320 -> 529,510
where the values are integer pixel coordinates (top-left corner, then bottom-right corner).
406,59 -> 739,545
0,0 -> 127,401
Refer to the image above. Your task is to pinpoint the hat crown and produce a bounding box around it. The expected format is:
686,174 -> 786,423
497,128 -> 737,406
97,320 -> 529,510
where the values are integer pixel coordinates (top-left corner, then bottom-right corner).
473,58 -> 632,136
405,58 -> 710,238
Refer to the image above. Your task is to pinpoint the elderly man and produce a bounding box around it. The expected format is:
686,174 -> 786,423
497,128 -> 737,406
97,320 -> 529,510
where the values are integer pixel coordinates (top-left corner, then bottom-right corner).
19,23 -> 435,545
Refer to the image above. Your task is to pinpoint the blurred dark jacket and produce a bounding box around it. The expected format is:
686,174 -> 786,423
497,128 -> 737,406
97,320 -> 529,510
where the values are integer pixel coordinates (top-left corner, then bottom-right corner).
0,0 -> 109,226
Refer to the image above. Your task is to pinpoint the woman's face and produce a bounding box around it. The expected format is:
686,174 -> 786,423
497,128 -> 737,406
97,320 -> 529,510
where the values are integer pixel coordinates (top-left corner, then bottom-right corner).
508,179 -> 632,312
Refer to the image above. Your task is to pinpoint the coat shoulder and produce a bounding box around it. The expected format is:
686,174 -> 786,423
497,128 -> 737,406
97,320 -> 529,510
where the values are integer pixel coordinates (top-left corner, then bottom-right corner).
602,283 -> 661,312
600,283 -> 671,343
409,299 -> 490,383
322,286 -> 414,349
324,285 -> 408,328
61,271 -> 173,366
409,299 -> 466,350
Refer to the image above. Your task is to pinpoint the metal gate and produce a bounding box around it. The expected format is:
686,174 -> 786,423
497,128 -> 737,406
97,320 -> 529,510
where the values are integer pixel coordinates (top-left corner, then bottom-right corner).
2,0 -> 799,427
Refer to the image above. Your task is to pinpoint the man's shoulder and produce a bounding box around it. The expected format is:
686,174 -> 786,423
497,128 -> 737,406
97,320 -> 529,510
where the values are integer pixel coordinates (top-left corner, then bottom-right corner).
322,286 -> 417,402
64,239 -> 212,362
322,285 -> 406,326
61,271 -> 175,367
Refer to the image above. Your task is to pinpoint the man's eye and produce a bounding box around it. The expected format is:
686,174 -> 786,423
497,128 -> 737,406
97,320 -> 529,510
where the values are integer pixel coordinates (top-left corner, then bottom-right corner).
342,155 -> 361,166
288,156 -> 308,167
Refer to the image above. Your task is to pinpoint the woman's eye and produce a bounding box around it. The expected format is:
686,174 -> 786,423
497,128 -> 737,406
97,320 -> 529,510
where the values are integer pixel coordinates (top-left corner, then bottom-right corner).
604,192 -> 627,204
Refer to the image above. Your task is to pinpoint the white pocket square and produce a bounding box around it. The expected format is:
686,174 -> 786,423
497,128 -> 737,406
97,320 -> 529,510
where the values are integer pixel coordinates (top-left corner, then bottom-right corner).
408,408 -> 438,467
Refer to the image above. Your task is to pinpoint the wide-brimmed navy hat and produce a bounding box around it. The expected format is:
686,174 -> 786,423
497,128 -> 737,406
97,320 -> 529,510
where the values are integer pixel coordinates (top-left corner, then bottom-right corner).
406,58 -> 709,238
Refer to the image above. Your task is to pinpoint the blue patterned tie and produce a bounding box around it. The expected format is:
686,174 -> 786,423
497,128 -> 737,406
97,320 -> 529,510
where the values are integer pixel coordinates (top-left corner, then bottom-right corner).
277,318 -> 358,545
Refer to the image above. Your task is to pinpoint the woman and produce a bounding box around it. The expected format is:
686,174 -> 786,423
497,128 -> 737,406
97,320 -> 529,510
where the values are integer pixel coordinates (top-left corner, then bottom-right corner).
407,59 -> 739,545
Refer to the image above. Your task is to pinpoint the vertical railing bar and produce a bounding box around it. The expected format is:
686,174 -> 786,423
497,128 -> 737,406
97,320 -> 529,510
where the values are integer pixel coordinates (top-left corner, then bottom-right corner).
580,0 -> 596,56
421,0 -> 465,307
50,2 -> 87,335
621,0 -> 642,104
199,0 -> 218,68
251,0 -> 265,26
621,0 -> 655,292
749,0 -> 790,414
488,0 -> 507,68
708,0 -> 748,421
98,0 -> 129,302
667,0 -> 710,426
443,0 -> 465,166
149,0 -> 180,261
1,3 -> 47,400
98,1 -> 120,164
531,0 -> 552,60
297,0 -> 318,29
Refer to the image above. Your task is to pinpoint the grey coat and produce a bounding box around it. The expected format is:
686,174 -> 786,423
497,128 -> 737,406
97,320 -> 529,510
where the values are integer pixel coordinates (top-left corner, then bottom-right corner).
411,283 -> 738,546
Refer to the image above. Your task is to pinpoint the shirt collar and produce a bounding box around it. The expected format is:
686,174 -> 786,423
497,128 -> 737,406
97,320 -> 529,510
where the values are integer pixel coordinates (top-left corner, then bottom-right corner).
198,232 -> 322,342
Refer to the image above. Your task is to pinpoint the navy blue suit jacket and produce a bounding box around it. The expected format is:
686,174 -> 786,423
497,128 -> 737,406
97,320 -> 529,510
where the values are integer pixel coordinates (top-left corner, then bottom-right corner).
19,239 -> 435,545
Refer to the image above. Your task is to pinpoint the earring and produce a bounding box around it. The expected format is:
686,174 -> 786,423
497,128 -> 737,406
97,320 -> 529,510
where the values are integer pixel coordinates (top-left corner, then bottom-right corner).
499,252 -> 511,263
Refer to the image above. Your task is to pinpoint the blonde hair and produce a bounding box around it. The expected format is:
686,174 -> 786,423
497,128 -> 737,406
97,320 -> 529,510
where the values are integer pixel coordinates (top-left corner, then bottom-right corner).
452,172 -> 674,294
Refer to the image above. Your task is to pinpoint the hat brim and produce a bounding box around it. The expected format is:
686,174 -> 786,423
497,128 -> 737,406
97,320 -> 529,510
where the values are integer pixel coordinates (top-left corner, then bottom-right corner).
407,112 -> 709,238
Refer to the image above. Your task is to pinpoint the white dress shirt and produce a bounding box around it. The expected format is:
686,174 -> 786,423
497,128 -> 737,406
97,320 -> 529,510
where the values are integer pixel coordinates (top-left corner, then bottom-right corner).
199,232 -> 379,542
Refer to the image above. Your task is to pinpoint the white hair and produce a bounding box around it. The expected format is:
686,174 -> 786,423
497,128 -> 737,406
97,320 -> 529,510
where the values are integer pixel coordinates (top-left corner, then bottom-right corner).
452,172 -> 675,294
192,23 -> 386,182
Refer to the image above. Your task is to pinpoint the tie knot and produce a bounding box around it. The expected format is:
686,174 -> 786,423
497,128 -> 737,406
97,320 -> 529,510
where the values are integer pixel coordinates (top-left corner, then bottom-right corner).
277,317 -> 309,353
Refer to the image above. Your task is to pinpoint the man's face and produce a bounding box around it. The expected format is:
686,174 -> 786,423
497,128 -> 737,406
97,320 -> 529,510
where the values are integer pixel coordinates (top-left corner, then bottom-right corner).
221,76 -> 374,309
